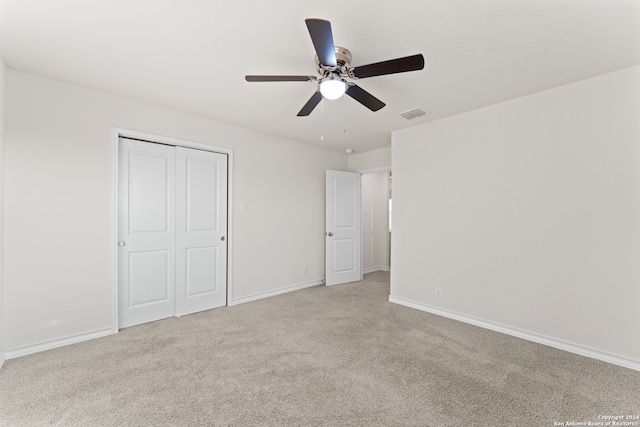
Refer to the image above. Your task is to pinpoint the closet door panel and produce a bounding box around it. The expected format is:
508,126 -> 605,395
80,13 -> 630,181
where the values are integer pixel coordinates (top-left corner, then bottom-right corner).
118,138 -> 176,328
175,147 -> 228,316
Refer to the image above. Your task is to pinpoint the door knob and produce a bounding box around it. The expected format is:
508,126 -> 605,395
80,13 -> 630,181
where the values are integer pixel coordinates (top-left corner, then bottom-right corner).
327,232 -> 333,237
221,236 -> 225,241
118,241 -> 126,247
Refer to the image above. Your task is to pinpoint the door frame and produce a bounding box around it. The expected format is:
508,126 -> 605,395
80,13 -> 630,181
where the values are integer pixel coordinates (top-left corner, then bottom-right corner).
111,128 -> 234,333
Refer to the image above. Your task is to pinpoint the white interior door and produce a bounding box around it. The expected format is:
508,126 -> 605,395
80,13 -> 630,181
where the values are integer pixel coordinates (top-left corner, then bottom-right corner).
118,138 -> 176,328
175,147 -> 228,316
326,170 -> 362,286
118,138 -> 228,328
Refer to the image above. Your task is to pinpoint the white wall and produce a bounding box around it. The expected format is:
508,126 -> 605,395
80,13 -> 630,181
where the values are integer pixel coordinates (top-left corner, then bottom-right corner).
0,57 -> 5,366
361,171 -> 390,272
4,70 -> 346,352
348,146 -> 391,172
391,65 -> 640,363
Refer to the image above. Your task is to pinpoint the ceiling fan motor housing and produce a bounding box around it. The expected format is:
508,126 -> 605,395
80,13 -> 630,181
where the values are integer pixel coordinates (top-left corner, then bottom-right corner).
315,46 -> 353,77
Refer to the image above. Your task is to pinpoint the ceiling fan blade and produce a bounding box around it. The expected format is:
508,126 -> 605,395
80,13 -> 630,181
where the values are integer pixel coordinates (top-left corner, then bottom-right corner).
345,84 -> 385,111
305,18 -> 337,67
297,91 -> 323,116
245,75 -> 316,82
350,54 -> 425,79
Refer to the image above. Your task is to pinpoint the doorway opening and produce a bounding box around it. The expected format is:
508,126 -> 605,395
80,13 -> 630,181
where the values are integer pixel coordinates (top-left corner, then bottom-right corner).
361,169 -> 391,274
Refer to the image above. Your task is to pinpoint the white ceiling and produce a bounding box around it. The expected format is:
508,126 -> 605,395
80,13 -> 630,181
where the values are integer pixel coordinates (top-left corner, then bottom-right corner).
1,0 -> 639,154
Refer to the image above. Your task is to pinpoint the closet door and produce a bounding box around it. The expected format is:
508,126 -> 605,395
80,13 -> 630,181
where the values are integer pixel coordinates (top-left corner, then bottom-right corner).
175,147 -> 228,316
118,138 -> 176,328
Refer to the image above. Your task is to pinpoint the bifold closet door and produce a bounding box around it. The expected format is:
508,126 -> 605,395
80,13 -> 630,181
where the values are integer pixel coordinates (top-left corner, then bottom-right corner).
118,138 -> 176,328
118,139 -> 228,328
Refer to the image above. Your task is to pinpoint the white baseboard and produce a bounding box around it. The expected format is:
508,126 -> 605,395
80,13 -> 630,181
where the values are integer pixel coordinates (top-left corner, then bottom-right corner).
364,266 -> 390,274
230,279 -> 324,306
4,328 -> 114,361
388,296 -> 640,372
3,280 -> 324,362
0,354 -> 5,369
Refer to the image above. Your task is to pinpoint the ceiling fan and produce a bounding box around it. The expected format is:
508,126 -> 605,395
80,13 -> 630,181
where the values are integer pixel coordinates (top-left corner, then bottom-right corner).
245,18 -> 425,116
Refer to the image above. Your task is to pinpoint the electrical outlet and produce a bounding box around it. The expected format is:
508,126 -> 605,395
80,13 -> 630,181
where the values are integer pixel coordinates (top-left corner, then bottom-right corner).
303,266 -> 308,276
435,287 -> 442,298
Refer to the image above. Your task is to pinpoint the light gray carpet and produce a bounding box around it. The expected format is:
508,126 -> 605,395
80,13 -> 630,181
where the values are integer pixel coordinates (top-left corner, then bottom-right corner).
1,271 -> 638,426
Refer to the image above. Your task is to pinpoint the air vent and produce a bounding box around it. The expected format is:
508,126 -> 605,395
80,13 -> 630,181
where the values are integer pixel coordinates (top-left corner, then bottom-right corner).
399,107 -> 430,120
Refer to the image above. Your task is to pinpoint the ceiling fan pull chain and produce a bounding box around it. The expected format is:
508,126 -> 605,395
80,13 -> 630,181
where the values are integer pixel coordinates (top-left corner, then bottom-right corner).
343,93 -> 347,135
321,97 -> 324,141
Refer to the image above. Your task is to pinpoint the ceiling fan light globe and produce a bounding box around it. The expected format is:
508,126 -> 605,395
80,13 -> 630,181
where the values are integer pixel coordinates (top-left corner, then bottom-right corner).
320,79 -> 346,100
